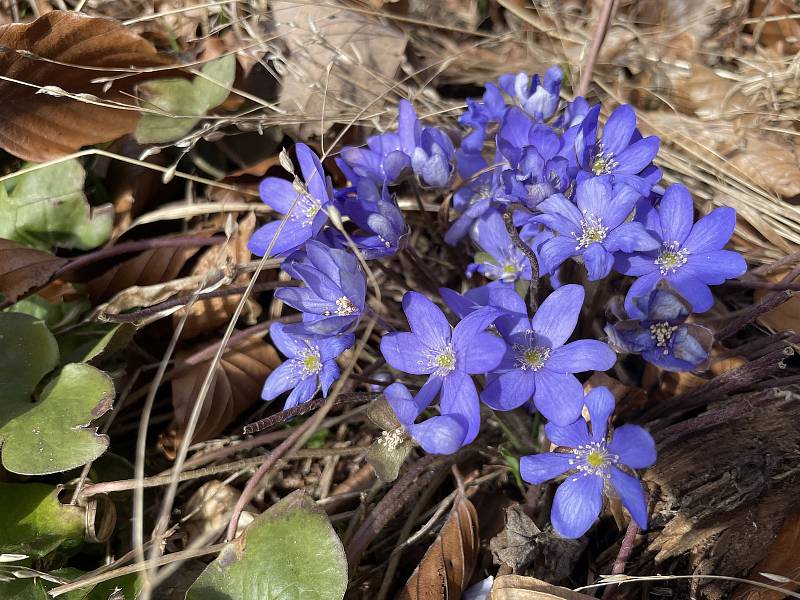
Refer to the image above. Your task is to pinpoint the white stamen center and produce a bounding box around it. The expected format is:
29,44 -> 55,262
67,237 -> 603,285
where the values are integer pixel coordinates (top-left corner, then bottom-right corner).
335,296 -> 358,316
591,143 -> 619,175
574,213 -> 609,249
655,241 -> 690,275
650,321 -> 678,354
568,441 -> 619,478
422,344 -> 457,377
296,346 -> 322,378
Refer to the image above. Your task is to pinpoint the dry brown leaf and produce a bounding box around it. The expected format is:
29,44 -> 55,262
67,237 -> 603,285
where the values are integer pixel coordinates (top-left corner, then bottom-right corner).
0,238 -> 66,305
731,510 -> 800,600
0,11 -> 174,162
399,493 -> 479,600
488,575 -> 595,600
172,215 -> 262,340
183,480 -> 255,544
273,0 -> 407,138
167,336 -> 280,448
728,138 -> 800,200
749,0 -> 800,55
86,235 -> 208,303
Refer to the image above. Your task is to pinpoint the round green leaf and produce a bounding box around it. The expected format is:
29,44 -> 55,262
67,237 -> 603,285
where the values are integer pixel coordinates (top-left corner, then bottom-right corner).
0,313 -> 114,475
0,483 -> 85,558
186,490 -> 347,600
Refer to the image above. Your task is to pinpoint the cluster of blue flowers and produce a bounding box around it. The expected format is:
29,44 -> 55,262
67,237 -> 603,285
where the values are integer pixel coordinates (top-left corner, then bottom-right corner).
249,66 -> 746,539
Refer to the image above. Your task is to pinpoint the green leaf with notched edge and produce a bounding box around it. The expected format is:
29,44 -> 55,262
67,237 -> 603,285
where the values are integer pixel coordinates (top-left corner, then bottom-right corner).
0,160 -> 113,251
0,313 -> 114,475
135,54 -> 235,144
0,483 -> 85,558
57,322 -> 136,365
186,490 -> 347,600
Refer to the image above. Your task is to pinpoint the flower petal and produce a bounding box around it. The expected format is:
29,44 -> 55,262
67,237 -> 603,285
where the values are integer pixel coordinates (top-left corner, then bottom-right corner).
319,360 -> 340,396
451,306 -> 502,350
530,284 -> 585,348
614,252 -> 658,277
583,243 -> 614,281
481,369 -> 536,411
269,322 -> 305,358
296,143 -> 329,203
284,375 -> 318,409
609,424 -> 656,469
584,387 -> 615,441
403,291 -> 452,349
458,331 -> 507,374
684,250 -> 747,285
318,333 -> 355,361
682,206 -> 736,253
668,271 -> 714,314
604,222 -> 660,253
547,340 -> 617,373
540,236 -> 579,274
440,371 -> 481,443
545,418 -> 590,448
610,467 -> 649,529
247,218 -> 311,257
575,177 -> 612,218
380,332 -> 433,375
408,414 -> 469,455
551,474 -> 604,538
532,369 -> 584,425
613,136 -> 660,174
259,177 -> 301,214
520,452 -> 573,484
623,271 -> 662,319
261,360 -> 301,402
602,104 -> 636,155
538,193 -> 583,227
658,183 -> 694,245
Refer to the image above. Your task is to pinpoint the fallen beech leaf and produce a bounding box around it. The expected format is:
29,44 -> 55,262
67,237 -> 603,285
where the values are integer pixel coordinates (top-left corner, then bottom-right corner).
86,235 -> 209,303
399,493 -> 479,600
728,138 -> 800,200
488,575 -> 595,599
168,336 -> 280,447
173,214 -> 261,340
0,239 -> 66,305
0,11 -> 173,162
273,1 -> 407,138
754,269 -> 800,332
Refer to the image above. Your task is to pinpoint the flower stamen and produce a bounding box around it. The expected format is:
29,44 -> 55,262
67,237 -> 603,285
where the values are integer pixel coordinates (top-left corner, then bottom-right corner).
655,241 -> 690,275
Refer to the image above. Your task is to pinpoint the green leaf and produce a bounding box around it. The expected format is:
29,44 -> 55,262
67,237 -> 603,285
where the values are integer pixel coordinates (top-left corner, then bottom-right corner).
0,160 -> 113,251
186,490 -> 347,600
0,313 -> 114,475
136,55 -> 236,144
0,483 -> 85,557
57,322 -> 136,365
7,295 -> 90,330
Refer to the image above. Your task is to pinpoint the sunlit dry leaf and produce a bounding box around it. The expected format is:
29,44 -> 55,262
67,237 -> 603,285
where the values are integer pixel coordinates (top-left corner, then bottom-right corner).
0,239 -> 66,305
0,11 -> 173,162
167,336 -> 281,448
399,493 -> 479,600
728,138 -> 800,200
754,268 -> 800,332
488,575 -> 595,599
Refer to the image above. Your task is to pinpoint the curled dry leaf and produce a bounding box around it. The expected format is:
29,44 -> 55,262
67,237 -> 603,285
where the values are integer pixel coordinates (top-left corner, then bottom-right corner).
488,575 -> 596,600
399,493 -> 480,600
173,214 -> 262,340
0,238 -> 66,305
165,335 -> 281,451
183,480 -> 255,544
0,11 -> 173,162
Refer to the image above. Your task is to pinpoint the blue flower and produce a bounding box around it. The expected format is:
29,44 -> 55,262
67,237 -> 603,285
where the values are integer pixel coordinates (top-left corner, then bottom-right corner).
535,177 -> 659,280
481,284 -> 617,425
520,387 -> 656,538
498,67 -> 563,122
605,285 -> 713,372
615,183 -> 747,315
339,179 -> 409,258
380,292 -> 506,444
444,145 -> 501,245
460,82 -> 507,131
276,241 -> 366,335
248,143 -> 333,257
467,210 -> 532,283
383,381 -> 470,454
575,104 -> 661,195
440,281 -> 526,319
261,323 -> 355,408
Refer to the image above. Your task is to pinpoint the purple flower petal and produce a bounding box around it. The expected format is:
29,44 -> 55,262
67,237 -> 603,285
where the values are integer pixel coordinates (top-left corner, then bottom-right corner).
551,474 -> 604,538
380,332 -> 433,375
397,99 -> 421,156
261,360 -> 302,402
284,375 -> 318,409
259,177 -> 300,214
544,418 -> 591,448
682,206 -> 736,253
296,143 -> 329,203
458,331 -> 506,374
481,369 -> 536,411
440,370 -> 481,443
320,360 -> 339,396
530,284 -> 584,347
248,218 -> 311,257
614,253 -> 658,277
668,271 -> 714,314
402,291 -> 452,349
623,271 -> 662,319
608,424 -> 656,469
383,382 -> 419,425
575,177 -> 612,219
540,236 -> 579,274
613,136 -> 660,174
269,322 -> 305,358
610,467 -> 649,529
532,368 -> 584,425
684,250 -> 747,285
658,184 -> 694,245
584,387 -> 615,441
520,453 -> 573,484
604,222 -> 660,253
547,340 -> 616,373
602,105 -> 636,155
538,193 -> 583,227
583,243 -> 614,281
317,333 -> 355,361
408,414 -> 468,455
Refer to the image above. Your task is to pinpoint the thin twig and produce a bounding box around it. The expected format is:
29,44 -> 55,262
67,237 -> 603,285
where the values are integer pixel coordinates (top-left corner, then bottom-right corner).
242,392 -> 377,434
602,520 -> 640,599
502,208 -> 539,310
576,0 -> 617,97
